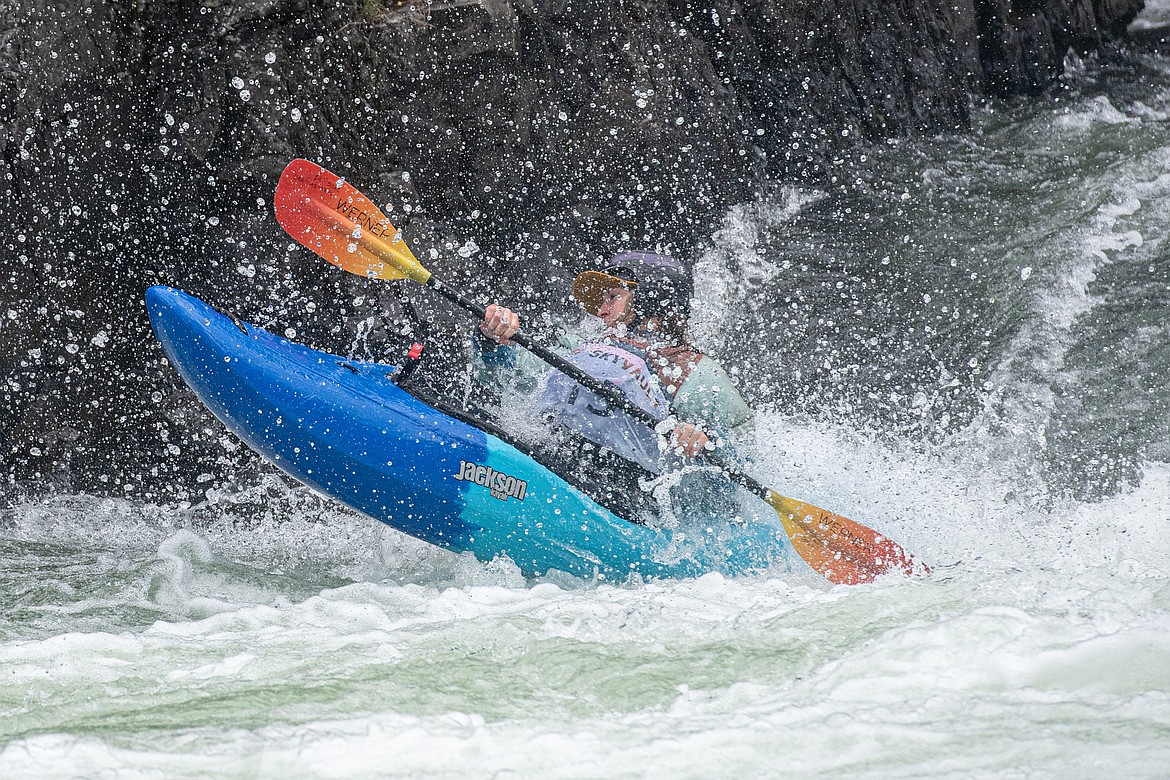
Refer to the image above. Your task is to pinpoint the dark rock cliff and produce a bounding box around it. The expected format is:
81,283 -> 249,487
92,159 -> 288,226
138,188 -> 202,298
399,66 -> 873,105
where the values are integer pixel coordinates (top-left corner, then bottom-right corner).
0,0 -> 1145,500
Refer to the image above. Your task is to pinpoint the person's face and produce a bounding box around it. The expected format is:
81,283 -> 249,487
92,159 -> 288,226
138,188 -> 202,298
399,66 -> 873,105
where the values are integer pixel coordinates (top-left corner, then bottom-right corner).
597,287 -> 634,327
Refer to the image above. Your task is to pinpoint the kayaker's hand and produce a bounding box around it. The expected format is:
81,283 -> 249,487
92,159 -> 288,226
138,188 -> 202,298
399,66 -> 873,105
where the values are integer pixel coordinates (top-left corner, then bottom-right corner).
670,422 -> 711,458
480,304 -> 520,346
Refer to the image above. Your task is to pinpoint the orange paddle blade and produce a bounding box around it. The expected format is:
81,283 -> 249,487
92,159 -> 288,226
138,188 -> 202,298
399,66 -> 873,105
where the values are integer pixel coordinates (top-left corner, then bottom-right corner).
274,159 -> 430,285
767,492 -> 926,585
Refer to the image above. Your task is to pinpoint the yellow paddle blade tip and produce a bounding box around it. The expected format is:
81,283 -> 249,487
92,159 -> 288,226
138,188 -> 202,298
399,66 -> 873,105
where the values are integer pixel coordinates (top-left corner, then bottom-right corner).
386,241 -> 430,285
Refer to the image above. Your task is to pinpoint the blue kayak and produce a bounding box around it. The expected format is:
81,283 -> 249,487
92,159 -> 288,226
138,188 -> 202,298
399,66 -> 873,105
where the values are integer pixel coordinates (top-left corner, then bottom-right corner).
146,286 -> 793,579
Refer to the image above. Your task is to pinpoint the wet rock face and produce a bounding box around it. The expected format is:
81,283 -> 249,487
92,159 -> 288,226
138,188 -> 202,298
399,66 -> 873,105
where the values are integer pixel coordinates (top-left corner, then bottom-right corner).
976,0 -> 1145,94
0,0 -> 1144,500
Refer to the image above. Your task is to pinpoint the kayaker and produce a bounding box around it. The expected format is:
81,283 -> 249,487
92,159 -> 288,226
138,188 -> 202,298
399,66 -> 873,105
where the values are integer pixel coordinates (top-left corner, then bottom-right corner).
472,251 -> 754,520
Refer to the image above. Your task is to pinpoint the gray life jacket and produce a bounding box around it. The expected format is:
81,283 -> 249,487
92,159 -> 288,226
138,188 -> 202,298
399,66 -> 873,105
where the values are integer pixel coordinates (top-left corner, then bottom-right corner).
536,338 -> 673,473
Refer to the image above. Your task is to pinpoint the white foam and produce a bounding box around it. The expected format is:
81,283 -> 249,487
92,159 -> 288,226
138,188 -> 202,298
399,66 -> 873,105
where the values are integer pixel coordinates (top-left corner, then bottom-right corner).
960,145 -> 1170,502
690,187 -> 825,354
1131,0 -> 1170,30
1051,95 -> 1136,131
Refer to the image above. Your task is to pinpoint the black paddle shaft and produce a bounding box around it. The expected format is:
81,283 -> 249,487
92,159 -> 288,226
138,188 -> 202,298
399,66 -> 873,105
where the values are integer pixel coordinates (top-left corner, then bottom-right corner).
427,277 -> 652,421
425,276 -> 770,501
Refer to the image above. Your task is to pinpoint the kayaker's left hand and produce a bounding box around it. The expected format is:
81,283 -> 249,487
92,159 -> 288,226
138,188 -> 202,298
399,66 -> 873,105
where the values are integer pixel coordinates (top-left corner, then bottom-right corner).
670,422 -> 710,458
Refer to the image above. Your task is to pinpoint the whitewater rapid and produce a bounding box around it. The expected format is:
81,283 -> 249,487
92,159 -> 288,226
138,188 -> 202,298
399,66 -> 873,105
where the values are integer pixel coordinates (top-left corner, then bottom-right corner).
6,31 -> 1170,780
3,419 -> 1169,778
